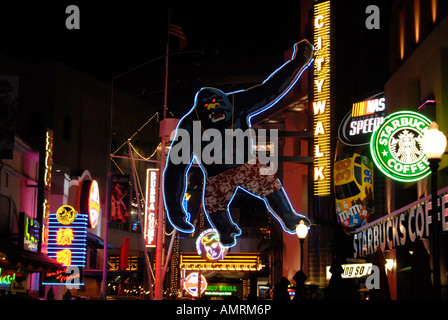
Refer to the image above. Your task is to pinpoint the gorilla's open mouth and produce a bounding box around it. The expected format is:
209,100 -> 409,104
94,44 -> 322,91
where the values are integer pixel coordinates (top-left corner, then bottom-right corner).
209,112 -> 225,123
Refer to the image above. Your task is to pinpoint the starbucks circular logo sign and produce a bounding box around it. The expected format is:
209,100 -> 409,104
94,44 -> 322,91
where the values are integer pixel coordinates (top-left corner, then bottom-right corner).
370,111 -> 431,182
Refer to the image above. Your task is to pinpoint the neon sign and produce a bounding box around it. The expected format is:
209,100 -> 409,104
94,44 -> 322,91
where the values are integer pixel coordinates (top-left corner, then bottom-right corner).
145,168 -> 159,247
20,213 -> 40,252
326,263 -> 373,279
163,39 -> 313,247
313,0 -> 332,196
184,272 -> 208,297
338,93 -> 386,146
204,283 -> 240,296
196,229 -> 228,262
56,205 -> 77,225
80,180 -> 100,228
180,253 -> 262,271
56,228 -> 74,245
47,208 -> 88,268
370,110 -> 431,182
0,268 -> 16,286
44,129 -> 53,188
354,186 -> 448,258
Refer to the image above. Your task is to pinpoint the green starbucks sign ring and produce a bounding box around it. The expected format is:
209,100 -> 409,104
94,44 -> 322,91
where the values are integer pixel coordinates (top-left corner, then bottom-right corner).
370,110 -> 431,182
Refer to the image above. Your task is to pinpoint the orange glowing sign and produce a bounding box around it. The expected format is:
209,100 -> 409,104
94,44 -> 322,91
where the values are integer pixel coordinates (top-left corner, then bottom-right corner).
80,180 -> 100,229
56,228 -> 74,246
88,180 -> 100,228
56,249 -> 72,266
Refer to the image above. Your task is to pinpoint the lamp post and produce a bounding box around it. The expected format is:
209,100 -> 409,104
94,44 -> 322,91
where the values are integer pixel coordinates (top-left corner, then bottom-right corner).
422,121 -> 447,300
296,220 -> 309,271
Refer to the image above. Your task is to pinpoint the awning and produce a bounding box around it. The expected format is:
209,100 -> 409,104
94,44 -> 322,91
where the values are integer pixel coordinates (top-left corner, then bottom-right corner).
0,239 -> 63,273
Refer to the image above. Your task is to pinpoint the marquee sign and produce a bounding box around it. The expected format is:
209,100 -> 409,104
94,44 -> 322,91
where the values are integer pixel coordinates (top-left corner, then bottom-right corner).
180,253 -> 262,271
370,110 -> 431,182
338,93 -> 386,146
145,168 -> 159,247
313,0 -> 332,196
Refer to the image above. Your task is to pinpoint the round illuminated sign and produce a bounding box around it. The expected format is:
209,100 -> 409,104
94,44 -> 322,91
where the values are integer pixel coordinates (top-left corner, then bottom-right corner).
80,180 -> 100,228
56,205 -> 77,225
370,111 -> 431,182
196,229 -> 227,262
184,273 -> 208,297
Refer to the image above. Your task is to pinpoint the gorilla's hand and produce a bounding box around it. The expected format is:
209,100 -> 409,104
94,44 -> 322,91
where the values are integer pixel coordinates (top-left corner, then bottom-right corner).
291,39 -> 314,64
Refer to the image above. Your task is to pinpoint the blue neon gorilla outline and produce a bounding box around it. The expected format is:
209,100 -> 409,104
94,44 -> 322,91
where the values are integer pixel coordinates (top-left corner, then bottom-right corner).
163,40 -> 313,247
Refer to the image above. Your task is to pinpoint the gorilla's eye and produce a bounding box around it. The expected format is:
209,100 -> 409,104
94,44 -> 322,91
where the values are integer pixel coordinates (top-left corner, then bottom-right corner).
212,99 -> 216,103
204,103 -> 208,107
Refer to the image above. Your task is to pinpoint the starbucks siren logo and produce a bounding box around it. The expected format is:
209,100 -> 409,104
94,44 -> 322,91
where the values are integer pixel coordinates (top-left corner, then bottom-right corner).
370,111 -> 431,182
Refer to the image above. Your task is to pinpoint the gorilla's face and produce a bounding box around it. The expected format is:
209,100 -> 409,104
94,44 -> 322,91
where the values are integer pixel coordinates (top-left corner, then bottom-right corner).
195,89 -> 233,127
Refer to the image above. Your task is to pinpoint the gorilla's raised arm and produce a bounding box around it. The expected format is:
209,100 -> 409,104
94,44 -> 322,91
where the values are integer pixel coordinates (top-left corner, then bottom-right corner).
234,39 -> 314,120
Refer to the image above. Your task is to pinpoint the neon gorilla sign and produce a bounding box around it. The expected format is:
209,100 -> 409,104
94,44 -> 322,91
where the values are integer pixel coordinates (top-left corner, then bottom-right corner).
163,40 -> 313,247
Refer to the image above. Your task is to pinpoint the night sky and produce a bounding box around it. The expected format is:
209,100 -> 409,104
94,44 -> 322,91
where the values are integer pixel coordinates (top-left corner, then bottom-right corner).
1,1 -> 302,77
1,0 -> 389,117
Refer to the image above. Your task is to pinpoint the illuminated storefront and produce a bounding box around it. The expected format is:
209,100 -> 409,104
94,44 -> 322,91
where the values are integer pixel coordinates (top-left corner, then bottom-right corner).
179,252 -> 263,299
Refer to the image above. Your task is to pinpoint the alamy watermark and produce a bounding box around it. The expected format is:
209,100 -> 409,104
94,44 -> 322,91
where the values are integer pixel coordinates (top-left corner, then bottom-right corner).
169,121 -> 278,175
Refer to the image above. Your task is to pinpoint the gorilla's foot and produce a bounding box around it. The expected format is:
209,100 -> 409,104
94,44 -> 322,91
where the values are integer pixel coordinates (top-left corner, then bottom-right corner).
275,211 -> 311,234
168,215 -> 195,233
209,210 -> 242,247
265,189 -> 311,234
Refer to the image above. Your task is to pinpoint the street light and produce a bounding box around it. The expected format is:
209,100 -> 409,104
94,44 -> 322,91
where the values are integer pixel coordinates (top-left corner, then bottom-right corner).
422,121 -> 447,300
296,220 -> 309,271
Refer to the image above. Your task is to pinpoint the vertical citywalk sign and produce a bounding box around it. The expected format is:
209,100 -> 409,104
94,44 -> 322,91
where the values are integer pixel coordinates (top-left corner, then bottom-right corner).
313,0 -> 332,196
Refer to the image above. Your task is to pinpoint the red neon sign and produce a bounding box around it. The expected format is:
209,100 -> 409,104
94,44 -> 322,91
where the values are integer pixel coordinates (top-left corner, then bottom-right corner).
145,169 -> 159,247
88,180 -> 100,229
80,180 -> 100,228
184,273 -> 208,297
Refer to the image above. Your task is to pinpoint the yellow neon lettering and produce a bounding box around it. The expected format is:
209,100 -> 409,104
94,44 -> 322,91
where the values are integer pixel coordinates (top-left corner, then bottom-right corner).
314,166 -> 325,180
315,145 -> 324,157
315,15 -> 325,28
56,228 -> 74,246
316,36 -> 322,50
56,249 -> 72,266
315,57 -> 325,71
315,122 -> 325,135
315,79 -> 325,92
313,100 -> 326,115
